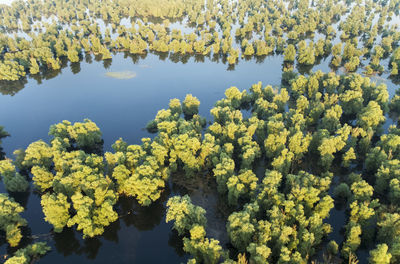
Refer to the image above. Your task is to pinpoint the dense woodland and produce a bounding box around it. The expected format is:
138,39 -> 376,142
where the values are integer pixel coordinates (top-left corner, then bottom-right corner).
1,0 -> 400,263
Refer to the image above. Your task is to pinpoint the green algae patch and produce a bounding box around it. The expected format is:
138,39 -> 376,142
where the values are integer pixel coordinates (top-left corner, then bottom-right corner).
104,71 -> 137,79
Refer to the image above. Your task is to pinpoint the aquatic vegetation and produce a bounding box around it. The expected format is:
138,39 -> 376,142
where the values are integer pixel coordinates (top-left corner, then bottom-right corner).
105,71 -> 137,79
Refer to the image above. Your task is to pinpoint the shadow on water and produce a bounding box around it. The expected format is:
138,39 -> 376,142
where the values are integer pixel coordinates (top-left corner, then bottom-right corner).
170,172 -> 232,247
118,190 -> 168,231
53,229 -> 102,259
0,78 -> 27,96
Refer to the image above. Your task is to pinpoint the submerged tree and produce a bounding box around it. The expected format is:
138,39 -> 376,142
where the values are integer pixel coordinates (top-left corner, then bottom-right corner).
14,120 -> 118,238
4,242 -> 50,264
166,195 -> 207,236
0,194 -> 27,247
0,159 -> 29,192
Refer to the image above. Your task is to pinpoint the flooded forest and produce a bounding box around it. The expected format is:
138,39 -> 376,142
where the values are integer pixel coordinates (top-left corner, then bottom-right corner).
1,0 -> 400,263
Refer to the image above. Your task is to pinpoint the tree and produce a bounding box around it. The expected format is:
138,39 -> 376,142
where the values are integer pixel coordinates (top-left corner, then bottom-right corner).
390,47 -> 400,76
342,147 -> 356,167
183,94 -> 200,118
21,140 -> 53,170
67,191 -> 118,238
351,180 -> 373,202
243,42 -> 255,56
357,101 -> 385,130
0,60 -> 26,81
67,48 -> 80,63
334,183 -> 351,200
166,195 -> 207,235
0,194 -> 27,247
0,159 -> 29,192
344,56 -> 360,72
226,169 -> 257,205
29,58 -> 40,74
342,224 -> 362,258
297,40 -> 315,65
16,120 -> 119,238
4,242 -> 50,264
284,44 -> 296,62
227,203 -> 258,251
48,119 -> 102,150
41,192 -> 70,232
247,243 -> 271,264
101,45 -> 112,60
369,244 -> 391,264
183,225 -> 223,264
327,241 -> 339,255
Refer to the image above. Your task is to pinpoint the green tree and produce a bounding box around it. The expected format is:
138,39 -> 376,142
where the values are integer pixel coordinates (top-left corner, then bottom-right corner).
4,242 -> 50,264
227,203 -> 258,251
183,225 -> 223,264
297,40 -> 315,65
29,58 -> 40,74
284,44 -> 296,62
369,244 -> 391,264
166,195 -> 207,235
41,192 -> 70,232
0,60 -> 26,81
357,101 -> 385,130
0,159 -> 29,192
0,194 -> 27,247
183,94 -> 200,118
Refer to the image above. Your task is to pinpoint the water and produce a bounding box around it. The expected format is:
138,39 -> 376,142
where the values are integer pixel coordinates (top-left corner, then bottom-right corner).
0,49 -> 399,263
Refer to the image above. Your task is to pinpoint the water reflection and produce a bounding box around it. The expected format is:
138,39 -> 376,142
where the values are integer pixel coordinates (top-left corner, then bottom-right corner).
53,229 -> 83,257
389,75 -> 400,85
0,146 -> 5,160
103,58 -> 112,69
70,62 -> 81,75
8,188 -> 31,209
53,229 -> 102,259
168,229 -> 186,257
118,192 -> 167,231
0,79 -> 27,96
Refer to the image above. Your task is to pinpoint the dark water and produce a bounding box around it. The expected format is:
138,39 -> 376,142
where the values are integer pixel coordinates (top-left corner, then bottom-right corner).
0,50 -> 399,263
